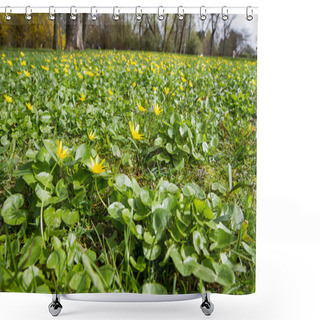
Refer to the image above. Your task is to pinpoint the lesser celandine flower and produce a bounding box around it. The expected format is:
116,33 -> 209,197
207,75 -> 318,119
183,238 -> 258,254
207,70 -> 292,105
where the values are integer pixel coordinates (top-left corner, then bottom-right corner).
154,104 -> 163,116
26,103 -> 33,111
79,93 -> 86,102
164,87 -> 170,95
137,102 -> 146,112
42,65 -> 49,71
129,121 -> 144,140
20,52 -> 24,57
24,70 -> 30,77
108,89 -> 113,96
56,140 -> 70,160
4,94 -> 13,103
88,131 -> 96,140
21,61 -> 26,66
133,82 -> 136,87
7,60 -> 13,67
88,156 -> 106,174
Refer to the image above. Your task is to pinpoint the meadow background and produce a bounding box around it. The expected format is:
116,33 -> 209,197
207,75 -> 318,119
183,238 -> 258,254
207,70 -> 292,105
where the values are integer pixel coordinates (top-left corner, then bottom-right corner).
0,13 -> 256,295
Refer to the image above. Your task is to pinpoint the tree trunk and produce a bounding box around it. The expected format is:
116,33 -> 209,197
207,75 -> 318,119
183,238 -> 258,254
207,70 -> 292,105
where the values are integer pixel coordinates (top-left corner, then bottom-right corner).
82,13 -> 89,49
65,14 -> 84,51
174,19 -> 179,53
53,14 -> 59,50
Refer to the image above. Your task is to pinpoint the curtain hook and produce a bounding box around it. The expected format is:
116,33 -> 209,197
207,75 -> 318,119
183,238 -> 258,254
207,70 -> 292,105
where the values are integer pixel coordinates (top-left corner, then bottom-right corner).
91,6 -> 97,21
177,6 -> 184,21
135,6 -> 143,22
49,6 -> 55,21
70,6 -> 77,20
246,6 -> 253,21
113,6 -> 120,21
25,6 -> 32,21
158,6 -> 165,21
5,6 -> 12,21
222,6 -> 228,21
200,6 -> 207,21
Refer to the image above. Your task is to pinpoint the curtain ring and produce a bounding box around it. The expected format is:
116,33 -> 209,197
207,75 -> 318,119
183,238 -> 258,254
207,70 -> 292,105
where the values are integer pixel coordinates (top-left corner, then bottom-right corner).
246,6 -> 253,21
222,6 -> 228,21
158,6 -> 165,21
200,6 -> 207,21
70,6 -> 77,20
177,6 -> 184,21
5,6 -> 12,21
25,6 -> 32,21
49,6 -> 55,21
135,6 -> 143,22
91,6 -> 97,21
113,6 -> 120,21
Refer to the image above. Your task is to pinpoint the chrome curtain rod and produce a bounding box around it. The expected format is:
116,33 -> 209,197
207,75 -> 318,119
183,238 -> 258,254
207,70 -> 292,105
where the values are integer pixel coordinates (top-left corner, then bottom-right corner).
0,6 -> 258,15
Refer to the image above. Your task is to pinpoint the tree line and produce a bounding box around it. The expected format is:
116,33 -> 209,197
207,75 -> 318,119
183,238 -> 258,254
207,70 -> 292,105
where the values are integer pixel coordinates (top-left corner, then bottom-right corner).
0,13 -> 256,58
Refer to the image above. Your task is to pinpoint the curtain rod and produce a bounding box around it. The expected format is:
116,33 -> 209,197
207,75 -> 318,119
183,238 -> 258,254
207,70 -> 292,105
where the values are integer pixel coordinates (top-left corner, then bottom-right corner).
0,6 -> 258,15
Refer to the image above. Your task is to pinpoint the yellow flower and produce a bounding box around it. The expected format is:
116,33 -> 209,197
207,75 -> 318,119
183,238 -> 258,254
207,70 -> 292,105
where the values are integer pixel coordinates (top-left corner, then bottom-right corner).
20,52 -> 24,57
42,65 -> 49,71
24,70 -> 30,77
77,72 -> 83,80
153,86 -> 157,91
88,156 -> 106,174
26,103 -> 33,111
45,59 -> 50,63
56,140 -> 70,160
164,87 -> 170,95
129,121 -> 144,140
79,93 -> 86,102
189,81 -> 193,88
7,60 -> 13,67
55,68 -> 59,74
137,102 -> 146,112
21,60 -> 26,66
31,64 -> 35,69
85,71 -> 94,77
133,82 -> 136,87
154,104 -> 163,116
181,77 -> 187,83
17,71 -> 22,75
252,80 -> 256,86
108,89 -> 113,95
88,131 -> 96,140
4,94 -> 13,103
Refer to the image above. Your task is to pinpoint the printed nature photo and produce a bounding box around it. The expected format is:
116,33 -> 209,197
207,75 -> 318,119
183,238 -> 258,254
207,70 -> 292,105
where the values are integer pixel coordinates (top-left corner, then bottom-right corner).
0,13 -> 257,295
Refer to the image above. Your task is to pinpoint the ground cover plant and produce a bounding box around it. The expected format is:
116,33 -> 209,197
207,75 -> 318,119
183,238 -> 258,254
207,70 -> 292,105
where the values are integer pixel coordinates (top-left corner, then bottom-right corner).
0,48 -> 256,295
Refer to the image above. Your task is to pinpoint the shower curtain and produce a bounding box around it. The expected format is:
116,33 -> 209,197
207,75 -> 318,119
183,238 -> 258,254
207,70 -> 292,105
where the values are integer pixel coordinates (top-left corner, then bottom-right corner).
0,12 -> 257,296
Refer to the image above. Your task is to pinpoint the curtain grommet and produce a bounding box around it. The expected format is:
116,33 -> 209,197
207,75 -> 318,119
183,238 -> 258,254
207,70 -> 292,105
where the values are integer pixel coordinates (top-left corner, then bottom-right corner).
177,6 -> 184,21
49,6 -> 55,21
70,6 -> 77,20
91,6 -> 97,21
135,6 -> 143,22
222,6 -> 229,21
113,6 -> 120,21
246,6 -> 253,21
158,6 -> 165,21
200,6 -> 207,21
5,6 -> 12,21
25,6 -> 32,21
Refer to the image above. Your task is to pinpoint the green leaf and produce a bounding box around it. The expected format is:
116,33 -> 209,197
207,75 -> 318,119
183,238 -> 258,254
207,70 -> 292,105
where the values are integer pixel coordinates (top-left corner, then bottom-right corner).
47,248 -> 66,279
55,179 -> 68,202
230,204 -> 244,231
115,174 -> 132,191
130,256 -> 146,272
193,230 -> 206,255
154,137 -> 164,147
170,247 -> 197,276
212,182 -> 227,194
44,206 -> 61,229
210,223 -> 234,249
61,208 -> 80,226
193,263 -> 216,283
43,139 -> 57,161
214,263 -> 235,287
18,237 -> 43,269
70,271 -> 91,293
194,199 -> 214,220
143,242 -> 161,261
1,194 -> 27,225
153,208 -> 171,240
82,253 -> 104,292
182,182 -> 205,199
140,188 -> 152,207
165,143 -> 174,154
75,144 -> 90,162
142,283 -> 167,294
35,183 -> 51,203
108,202 -> 125,221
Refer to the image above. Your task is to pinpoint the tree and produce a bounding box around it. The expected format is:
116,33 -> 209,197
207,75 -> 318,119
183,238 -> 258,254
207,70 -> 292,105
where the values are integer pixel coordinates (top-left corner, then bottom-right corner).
65,14 -> 84,50
53,14 -> 59,50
